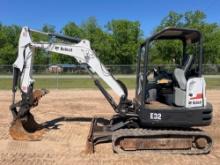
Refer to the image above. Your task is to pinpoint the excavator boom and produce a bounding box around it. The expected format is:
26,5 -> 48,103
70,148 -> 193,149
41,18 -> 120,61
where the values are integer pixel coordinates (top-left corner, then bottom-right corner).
10,26 -> 130,141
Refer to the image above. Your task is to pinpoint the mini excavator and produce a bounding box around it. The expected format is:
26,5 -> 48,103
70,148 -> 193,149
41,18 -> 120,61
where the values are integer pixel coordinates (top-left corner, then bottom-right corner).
10,26 -> 213,154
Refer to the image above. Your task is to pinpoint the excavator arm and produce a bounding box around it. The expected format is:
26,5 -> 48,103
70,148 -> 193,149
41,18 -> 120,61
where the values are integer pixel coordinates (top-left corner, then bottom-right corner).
10,27 -> 132,141
14,27 -> 125,96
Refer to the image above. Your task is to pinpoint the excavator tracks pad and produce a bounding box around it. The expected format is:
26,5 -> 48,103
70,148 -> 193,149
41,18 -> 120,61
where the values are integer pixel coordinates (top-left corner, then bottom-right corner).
86,117 -> 212,154
112,128 -> 212,154
9,113 -> 47,141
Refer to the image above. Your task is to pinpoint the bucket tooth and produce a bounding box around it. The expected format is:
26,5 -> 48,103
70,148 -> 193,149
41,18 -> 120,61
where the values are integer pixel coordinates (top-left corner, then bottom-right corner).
9,113 -> 46,141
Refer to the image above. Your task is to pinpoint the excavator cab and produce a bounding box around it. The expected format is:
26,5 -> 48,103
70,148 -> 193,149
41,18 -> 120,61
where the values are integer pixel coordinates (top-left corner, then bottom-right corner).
135,27 -> 212,127
87,28 -> 213,154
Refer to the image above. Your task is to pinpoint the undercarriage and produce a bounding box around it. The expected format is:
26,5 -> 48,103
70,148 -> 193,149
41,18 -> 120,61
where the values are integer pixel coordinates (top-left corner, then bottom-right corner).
86,116 -> 212,154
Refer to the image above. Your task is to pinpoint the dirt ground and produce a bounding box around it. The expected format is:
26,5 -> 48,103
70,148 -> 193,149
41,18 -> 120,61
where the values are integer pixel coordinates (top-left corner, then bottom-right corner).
0,89 -> 219,165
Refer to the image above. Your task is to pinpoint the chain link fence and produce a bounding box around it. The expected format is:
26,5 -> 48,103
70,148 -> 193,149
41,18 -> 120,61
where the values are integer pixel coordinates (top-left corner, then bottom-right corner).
0,64 -> 220,75
0,64 -> 219,89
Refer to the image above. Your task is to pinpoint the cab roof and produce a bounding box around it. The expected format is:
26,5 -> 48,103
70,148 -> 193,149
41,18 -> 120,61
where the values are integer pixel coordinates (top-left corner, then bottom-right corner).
147,27 -> 201,44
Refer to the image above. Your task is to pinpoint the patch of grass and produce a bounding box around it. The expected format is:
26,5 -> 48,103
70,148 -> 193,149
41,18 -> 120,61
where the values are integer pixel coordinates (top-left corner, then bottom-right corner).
0,78 -> 136,90
0,77 -> 219,90
205,78 -> 220,89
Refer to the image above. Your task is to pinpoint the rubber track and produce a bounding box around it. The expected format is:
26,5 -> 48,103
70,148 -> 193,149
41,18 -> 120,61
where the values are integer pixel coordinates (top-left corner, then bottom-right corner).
112,128 -> 212,155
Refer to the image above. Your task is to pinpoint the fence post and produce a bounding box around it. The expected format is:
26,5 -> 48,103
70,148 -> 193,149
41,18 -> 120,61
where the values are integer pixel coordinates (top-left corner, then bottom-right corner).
56,70 -> 59,89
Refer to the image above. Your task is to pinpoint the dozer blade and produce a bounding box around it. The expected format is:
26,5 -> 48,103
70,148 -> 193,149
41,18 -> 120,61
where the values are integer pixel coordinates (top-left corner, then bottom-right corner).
9,113 -> 47,141
85,117 -> 112,154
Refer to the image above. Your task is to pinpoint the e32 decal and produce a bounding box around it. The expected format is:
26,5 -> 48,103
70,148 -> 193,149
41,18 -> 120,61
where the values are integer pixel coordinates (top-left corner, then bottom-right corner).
150,113 -> 162,120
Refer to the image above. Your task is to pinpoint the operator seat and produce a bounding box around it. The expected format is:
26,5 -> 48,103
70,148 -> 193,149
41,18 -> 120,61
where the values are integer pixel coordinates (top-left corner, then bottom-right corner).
173,55 -> 194,106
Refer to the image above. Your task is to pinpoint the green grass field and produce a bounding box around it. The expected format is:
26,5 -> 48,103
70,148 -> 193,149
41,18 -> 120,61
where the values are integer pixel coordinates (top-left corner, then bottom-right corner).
0,76 -> 219,90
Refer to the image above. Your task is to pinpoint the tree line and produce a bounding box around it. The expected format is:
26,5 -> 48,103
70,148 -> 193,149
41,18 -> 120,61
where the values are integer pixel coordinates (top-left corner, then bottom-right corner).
0,10 -> 219,66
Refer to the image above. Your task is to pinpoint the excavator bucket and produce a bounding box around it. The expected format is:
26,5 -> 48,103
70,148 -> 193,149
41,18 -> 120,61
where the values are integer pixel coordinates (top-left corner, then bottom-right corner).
9,112 -> 47,141
9,89 -> 49,141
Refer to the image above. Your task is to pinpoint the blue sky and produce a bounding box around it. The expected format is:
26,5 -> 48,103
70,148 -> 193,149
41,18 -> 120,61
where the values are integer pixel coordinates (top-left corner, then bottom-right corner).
0,0 -> 219,36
